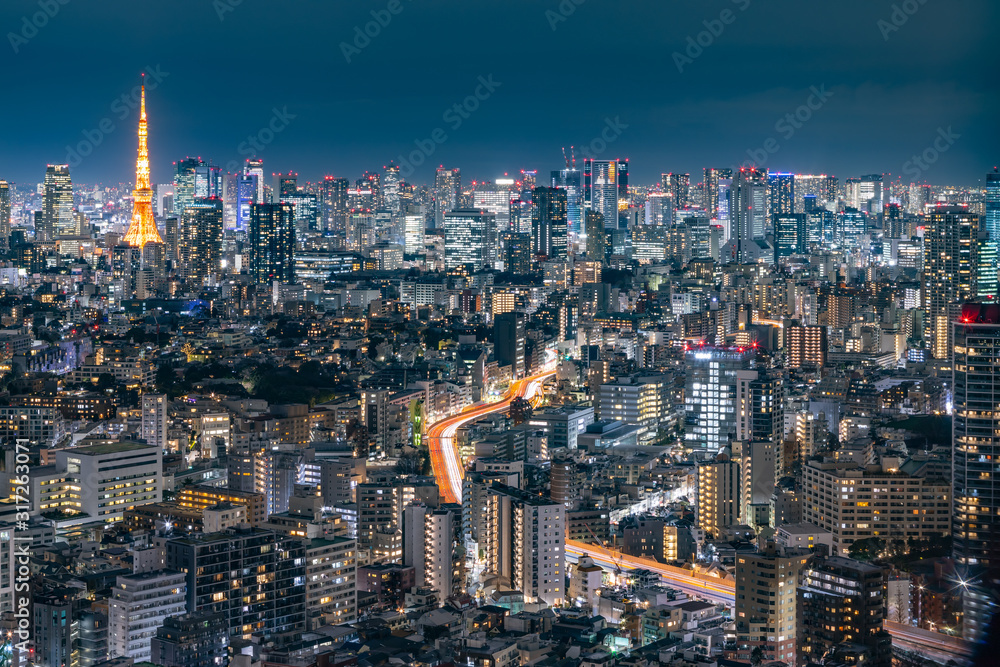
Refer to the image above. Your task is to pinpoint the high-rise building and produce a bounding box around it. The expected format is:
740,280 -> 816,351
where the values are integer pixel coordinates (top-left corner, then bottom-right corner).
173,157 -> 204,216
774,213 -> 807,261
733,543 -> 812,665
703,168 -> 723,219
319,176 -> 349,233
846,174 -> 884,213
794,174 -> 837,212
234,168 -> 259,232
551,168 -> 582,245
179,199 -> 223,285
273,172 -> 298,201
0,180 -> 11,247
494,312 -> 526,379
109,570 -> 187,662
42,164 -> 74,239
485,483 -> 564,606
767,172 -> 795,215
786,325 -> 827,368
163,526 -> 306,641
249,202 -> 296,284
695,453 -> 740,538
598,374 -> 671,428
502,231 -> 531,275
530,186 -> 568,260
585,210 -> 606,261
444,209 -> 496,270
726,167 -> 767,263
662,172 -> 690,210
473,179 -> 514,231
798,556 -> 891,667
383,162 -> 401,216
424,508 -> 458,603
434,167 -> 461,228
194,163 -> 222,200
923,205 -> 979,358
986,168 -> 1000,244
141,394 -> 168,451
952,302 -> 1000,568
683,347 -> 755,452
584,159 -> 627,230
403,204 -> 425,254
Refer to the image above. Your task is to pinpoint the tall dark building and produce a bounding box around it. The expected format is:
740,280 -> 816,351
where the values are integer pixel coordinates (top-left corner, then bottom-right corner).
703,168 -> 722,219
726,167 -> 767,263
953,302 -> 1000,569
494,312 -> 526,379
923,205 -> 979,358
164,526 -> 306,641
173,156 -> 204,216
798,555 -> 891,667
273,172 -> 298,201
180,198 -> 223,285
551,168 -> 582,243
767,172 -> 795,216
774,213 -> 807,262
42,163 -> 74,238
502,231 -> 532,275
0,180 -> 11,248
585,210 -> 606,261
320,176 -> 349,233
662,172 -> 690,209
530,186 -> 568,260
249,202 -> 296,284
584,159 -> 627,230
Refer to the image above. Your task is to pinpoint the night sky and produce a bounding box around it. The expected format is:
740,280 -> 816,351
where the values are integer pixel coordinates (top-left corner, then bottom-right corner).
1,0 -> 997,188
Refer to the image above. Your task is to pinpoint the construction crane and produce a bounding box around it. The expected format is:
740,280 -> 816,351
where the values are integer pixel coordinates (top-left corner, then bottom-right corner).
584,522 -> 624,578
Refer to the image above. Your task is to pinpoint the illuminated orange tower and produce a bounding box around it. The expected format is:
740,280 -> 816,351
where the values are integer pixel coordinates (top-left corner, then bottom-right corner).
122,74 -> 163,248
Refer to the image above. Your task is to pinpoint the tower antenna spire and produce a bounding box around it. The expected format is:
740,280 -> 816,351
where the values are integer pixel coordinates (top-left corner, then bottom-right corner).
122,71 -> 163,248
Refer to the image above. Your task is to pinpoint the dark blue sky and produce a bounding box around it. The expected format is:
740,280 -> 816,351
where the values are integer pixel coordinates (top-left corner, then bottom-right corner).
1,0 -> 996,188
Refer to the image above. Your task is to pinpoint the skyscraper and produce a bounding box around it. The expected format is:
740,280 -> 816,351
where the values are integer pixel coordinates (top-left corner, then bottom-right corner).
434,167 -> 461,228
585,210 -> 606,261
494,312 -> 526,379
684,346 -> 755,452
774,213 -> 807,262
726,167 -> 767,263
986,168 -> 1000,244
383,162 -> 400,216
662,172 -> 690,209
320,176 -> 349,233
274,172 -> 298,201
173,157 -> 203,216
179,198 -> 223,285
0,180 -> 11,247
584,159 -> 626,230
249,202 -> 296,284
703,168 -> 722,219
923,205 -> 979,358
551,167 -> 582,246
42,164 -> 74,239
767,172 -> 794,215
444,209 -> 496,271
530,186 -> 568,260
953,302 -> 1000,568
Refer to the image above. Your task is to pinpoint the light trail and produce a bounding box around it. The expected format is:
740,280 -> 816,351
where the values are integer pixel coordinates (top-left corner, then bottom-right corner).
427,369 -> 556,504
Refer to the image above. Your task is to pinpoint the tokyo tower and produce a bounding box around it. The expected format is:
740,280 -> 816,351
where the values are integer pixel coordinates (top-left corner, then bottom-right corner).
122,74 -> 163,248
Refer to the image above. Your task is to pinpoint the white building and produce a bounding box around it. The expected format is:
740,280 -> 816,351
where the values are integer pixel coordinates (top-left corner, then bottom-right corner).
109,570 -> 187,661
54,440 -> 162,523
141,393 -> 168,450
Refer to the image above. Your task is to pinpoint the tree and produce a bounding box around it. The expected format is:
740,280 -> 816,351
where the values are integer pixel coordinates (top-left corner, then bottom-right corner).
749,646 -> 765,667
848,536 -> 884,563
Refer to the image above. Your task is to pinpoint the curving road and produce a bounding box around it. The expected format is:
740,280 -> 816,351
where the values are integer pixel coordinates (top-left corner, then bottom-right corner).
427,369 -> 556,504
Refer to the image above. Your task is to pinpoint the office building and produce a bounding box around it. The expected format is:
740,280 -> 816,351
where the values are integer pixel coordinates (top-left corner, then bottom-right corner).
531,186 -> 568,260
141,393 -> 168,451
494,312 -> 526,379
434,167 -> 461,228
179,198 -> 223,285
0,180 -> 10,246
404,205 -> 425,254
249,202 -> 296,284
585,210 -> 606,260
42,164 -> 74,239
163,526 -> 306,640
597,374 -> 671,428
952,302 -> 1000,567
485,483 -> 564,606
923,205 -> 979,359
768,172 -> 795,215
584,159 -> 627,230
53,440 -> 162,523
33,589 -> 79,667
502,231 -> 532,275
109,570 -> 188,662
774,213 -> 807,261
725,167 -> 767,264
683,347 -> 755,452
320,175 -> 349,233
173,157 -> 204,216
846,174 -> 883,213
526,404 -> 595,450
733,543 -> 812,665
794,174 -> 837,211
149,611 -> 229,667
551,167 -> 583,243
662,172 -> 690,209
802,458 -> 951,556
798,556 -> 891,667
445,208 -> 496,271
986,168 -> 1000,244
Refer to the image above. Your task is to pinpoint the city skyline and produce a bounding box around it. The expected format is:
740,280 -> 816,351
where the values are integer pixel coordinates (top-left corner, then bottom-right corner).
1,0 -> 997,186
